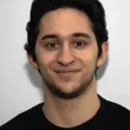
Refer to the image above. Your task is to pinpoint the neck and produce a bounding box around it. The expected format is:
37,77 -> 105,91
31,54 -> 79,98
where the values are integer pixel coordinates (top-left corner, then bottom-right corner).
43,77 -> 100,128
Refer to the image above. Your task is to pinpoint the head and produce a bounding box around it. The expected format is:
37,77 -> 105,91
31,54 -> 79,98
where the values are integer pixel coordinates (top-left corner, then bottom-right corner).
25,0 -> 109,99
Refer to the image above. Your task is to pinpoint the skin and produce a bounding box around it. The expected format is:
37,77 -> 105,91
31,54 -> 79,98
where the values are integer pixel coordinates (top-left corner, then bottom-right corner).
28,8 -> 108,128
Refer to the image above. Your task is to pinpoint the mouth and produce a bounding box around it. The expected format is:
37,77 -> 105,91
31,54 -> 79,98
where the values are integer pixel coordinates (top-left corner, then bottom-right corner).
54,69 -> 80,77
57,71 -> 76,76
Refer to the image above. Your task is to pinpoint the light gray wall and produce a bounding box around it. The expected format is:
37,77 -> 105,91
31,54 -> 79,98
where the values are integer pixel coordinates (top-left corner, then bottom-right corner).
0,0 -> 130,126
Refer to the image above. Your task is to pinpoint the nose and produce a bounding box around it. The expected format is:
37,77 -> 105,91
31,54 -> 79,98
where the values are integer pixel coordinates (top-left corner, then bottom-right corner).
57,44 -> 75,66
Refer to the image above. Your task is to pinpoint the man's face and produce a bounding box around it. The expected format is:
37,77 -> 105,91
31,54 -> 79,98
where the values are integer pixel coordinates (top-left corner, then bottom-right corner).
29,8 -> 107,99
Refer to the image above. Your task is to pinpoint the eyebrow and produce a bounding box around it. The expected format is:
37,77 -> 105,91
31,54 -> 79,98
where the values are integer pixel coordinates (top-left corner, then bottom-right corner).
73,33 -> 91,39
41,32 -> 91,40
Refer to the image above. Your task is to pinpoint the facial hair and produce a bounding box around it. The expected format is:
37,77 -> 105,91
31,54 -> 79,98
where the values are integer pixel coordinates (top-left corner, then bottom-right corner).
40,60 -> 97,99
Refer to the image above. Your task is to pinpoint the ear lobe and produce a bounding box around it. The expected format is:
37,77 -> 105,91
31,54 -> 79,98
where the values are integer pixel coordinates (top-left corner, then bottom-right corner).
27,54 -> 38,70
97,42 -> 109,67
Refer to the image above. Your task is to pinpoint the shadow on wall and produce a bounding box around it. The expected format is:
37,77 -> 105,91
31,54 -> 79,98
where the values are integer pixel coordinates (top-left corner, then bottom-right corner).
24,55 -> 109,95
97,56 -> 109,80
24,63 -> 44,99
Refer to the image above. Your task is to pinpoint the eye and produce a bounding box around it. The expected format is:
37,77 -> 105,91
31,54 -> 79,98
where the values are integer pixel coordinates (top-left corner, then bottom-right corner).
74,41 -> 86,47
45,43 -> 59,50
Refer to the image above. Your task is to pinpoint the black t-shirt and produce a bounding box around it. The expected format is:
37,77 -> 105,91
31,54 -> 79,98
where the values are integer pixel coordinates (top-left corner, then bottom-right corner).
1,95 -> 130,130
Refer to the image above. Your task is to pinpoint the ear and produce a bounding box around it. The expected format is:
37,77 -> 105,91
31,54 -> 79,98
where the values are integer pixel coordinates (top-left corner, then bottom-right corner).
97,42 -> 109,67
27,54 -> 38,70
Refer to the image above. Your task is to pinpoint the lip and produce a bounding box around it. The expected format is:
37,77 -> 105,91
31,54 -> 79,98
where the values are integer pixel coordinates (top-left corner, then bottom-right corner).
54,68 -> 80,72
59,72 -> 75,76
54,69 -> 80,77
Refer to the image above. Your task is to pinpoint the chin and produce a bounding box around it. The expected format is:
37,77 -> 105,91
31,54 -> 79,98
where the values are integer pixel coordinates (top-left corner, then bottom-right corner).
49,82 -> 87,99
56,82 -> 80,92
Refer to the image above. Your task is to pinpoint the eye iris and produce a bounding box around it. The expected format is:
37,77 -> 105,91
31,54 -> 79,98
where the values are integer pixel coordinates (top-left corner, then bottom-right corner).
76,42 -> 84,46
49,43 -> 57,48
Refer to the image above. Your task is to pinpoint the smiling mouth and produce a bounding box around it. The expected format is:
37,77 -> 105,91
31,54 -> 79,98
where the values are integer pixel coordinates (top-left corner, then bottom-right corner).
54,69 -> 80,77
57,71 -> 76,76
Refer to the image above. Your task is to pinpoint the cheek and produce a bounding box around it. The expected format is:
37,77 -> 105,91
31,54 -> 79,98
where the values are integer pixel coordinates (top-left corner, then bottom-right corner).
78,49 -> 98,79
77,47 -> 98,66
35,46 -> 58,73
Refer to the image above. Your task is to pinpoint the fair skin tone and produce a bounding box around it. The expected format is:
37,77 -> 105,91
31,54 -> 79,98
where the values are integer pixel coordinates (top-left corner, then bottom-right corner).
28,8 -> 108,128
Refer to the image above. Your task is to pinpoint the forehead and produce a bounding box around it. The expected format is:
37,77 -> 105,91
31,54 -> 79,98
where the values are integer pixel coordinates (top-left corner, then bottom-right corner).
38,8 -> 94,38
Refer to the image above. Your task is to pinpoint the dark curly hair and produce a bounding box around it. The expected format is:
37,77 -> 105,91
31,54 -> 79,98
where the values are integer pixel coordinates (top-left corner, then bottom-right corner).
24,0 -> 108,67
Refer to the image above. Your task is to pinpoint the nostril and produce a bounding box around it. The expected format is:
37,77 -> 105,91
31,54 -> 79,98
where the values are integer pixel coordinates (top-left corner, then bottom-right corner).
57,60 -> 75,66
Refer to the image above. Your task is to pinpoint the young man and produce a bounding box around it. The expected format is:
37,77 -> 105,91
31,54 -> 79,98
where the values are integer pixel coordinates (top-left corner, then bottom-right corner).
1,0 -> 130,129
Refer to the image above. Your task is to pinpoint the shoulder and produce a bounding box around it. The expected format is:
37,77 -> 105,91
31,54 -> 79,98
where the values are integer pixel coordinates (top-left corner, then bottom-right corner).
103,96 -> 130,116
100,95 -> 130,129
0,103 -> 44,129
